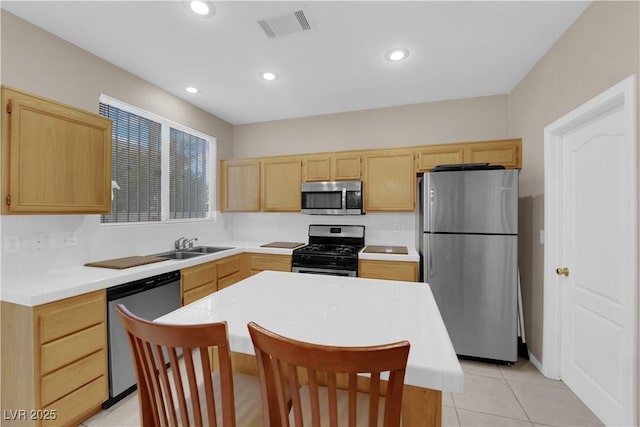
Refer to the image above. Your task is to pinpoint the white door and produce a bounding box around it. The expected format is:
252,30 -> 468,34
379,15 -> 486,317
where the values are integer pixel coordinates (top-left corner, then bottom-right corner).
544,75 -> 637,426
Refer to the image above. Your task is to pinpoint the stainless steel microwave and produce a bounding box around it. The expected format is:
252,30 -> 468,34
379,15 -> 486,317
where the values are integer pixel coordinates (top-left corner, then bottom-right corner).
301,181 -> 363,215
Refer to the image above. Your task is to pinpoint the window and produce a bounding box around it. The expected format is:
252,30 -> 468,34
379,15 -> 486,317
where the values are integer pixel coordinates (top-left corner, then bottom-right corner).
99,95 -> 215,224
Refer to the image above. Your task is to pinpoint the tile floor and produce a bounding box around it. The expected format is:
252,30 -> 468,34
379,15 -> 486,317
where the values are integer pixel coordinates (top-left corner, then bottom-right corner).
81,358 -> 604,427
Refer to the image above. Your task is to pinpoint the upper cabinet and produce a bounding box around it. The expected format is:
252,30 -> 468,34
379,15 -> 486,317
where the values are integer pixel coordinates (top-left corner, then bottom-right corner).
463,139 -> 521,169
261,156 -> 302,212
221,139 -> 521,213
302,152 -> 362,182
416,138 -> 521,172
363,149 -> 415,212
1,87 -> 112,214
220,159 -> 260,212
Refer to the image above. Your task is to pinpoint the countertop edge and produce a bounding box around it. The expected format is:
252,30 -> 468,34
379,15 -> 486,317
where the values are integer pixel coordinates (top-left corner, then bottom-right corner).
2,241 -> 420,307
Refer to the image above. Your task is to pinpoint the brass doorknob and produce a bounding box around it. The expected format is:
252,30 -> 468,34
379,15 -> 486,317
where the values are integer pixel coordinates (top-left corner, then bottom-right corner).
556,267 -> 569,277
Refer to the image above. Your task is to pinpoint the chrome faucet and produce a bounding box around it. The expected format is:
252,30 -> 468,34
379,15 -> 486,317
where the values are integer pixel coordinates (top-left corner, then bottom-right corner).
174,236 -> 198,250
174,236 -> 188,250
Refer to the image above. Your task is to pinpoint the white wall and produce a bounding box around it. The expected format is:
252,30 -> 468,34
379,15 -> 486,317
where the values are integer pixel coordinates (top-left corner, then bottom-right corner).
0,11 -> 235,282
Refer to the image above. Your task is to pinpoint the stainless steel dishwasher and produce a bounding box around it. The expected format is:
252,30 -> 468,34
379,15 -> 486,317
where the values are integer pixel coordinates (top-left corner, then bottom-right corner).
104,270 -> 181,408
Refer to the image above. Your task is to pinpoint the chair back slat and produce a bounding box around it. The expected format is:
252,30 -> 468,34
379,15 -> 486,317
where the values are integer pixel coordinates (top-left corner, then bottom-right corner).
115,303 -> 239,427
248,321 -> 410,427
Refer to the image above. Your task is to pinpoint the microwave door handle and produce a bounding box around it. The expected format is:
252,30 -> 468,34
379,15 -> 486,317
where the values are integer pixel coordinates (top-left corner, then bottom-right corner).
342,187 -> 347,215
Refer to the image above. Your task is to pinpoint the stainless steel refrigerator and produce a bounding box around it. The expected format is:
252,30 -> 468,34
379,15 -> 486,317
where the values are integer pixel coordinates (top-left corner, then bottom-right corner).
418,166 -> 518,363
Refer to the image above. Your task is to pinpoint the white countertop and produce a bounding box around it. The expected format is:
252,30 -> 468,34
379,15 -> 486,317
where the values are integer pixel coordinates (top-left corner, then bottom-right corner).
1,241 -> 419,307
156,270 -> 463,393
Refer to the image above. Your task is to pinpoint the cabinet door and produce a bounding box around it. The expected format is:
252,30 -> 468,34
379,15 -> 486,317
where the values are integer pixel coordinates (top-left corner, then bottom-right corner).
248,253 -> 292,275
463,139 -> 522,169
181,261 -> 217,305
359,260 -> 418,282
261,157 -> 301,212
363,150 -> 415,211
2,87 -> 112,214
416,145 -> 465,172
303,155 -> 331,182
331,153 -> 361,180
220,159 -> 260,211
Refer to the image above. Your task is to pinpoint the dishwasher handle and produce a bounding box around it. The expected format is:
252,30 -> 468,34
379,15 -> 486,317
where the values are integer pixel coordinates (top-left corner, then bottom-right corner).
107,270 -> 180,301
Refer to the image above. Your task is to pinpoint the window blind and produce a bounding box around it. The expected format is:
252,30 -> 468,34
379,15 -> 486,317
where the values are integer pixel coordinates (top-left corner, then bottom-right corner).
169,128 -> 210,219
100,102 -> 162,223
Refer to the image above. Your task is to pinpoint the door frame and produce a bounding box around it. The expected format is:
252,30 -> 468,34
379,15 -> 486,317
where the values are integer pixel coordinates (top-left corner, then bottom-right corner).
542,74 -> 637,395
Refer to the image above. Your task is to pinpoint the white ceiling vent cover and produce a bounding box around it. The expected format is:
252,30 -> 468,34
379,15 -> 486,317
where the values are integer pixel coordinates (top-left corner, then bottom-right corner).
257,10 -> 311,39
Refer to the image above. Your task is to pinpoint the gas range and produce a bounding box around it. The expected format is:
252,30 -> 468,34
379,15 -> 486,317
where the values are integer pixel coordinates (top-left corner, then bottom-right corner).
292,225 -> 365,277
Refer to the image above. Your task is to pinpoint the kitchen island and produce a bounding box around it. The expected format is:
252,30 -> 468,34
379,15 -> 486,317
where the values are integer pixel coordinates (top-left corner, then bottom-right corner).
157,270 -> 463,426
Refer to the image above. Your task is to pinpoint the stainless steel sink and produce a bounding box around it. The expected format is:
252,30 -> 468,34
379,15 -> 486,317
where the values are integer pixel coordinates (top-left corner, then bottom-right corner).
155,251 -> 206,260
189,246 -> 235,254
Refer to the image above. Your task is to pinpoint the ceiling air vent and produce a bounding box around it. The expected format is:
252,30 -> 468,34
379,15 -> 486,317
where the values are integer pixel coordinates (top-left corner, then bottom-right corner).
257,10 -> 312,39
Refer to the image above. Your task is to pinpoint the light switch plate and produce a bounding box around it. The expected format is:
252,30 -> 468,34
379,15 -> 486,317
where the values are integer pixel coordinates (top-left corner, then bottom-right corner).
32,232 -> 47,251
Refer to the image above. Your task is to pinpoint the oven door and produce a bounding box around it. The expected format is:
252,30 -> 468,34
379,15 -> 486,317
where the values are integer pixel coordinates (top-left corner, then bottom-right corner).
292,266 -> 356,277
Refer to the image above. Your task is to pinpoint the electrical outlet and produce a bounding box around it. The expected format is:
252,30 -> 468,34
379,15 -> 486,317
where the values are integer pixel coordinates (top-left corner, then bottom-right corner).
65,232 -> 77,246
32,232 -> 47,251
5,236 -> 20,252
539,230 -> 545,245
393,224 -> 401,233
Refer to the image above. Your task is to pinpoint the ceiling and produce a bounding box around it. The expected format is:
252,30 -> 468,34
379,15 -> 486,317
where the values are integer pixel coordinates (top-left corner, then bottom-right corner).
2,1 -> 590,125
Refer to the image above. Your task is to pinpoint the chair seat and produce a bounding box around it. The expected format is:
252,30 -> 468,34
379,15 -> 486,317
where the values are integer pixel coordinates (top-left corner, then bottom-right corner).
291,385 -> 386,427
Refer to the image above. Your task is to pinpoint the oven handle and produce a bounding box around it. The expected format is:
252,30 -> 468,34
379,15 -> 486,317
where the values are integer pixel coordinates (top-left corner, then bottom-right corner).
292,266 -> 356,277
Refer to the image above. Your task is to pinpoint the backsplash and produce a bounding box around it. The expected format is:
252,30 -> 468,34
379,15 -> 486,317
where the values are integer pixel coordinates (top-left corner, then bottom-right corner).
1,213 -> 232,278
0,211 -> 415,279
228,212 -> 416,247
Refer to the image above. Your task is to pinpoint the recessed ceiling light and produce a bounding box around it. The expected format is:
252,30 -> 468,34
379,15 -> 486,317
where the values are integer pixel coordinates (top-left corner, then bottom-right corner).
185,86 -> 199,94
385,48 -> 410,62
262,72 -> 279,81
188,1 -> 215,17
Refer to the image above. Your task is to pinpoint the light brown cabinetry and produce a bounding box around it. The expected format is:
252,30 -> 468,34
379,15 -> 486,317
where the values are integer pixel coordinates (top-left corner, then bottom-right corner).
261,157 -> 302,212
463,139 -> 521,169
416,145 -> 465,171
1,86 -> 112,214
181,261 -> 218,306
363,149 -> 415,212
415,139 -> 521,172
220,159 -> 260,212
247,253 -> 292,276
1,290 -> 108,426
302,153 -> 362,182
359,260 -> 418,282
216,254 -> 245,290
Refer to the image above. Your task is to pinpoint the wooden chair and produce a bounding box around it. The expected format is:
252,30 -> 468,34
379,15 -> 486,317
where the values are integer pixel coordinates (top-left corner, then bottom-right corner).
115,304 -> 262,427
247,321 -> 410,427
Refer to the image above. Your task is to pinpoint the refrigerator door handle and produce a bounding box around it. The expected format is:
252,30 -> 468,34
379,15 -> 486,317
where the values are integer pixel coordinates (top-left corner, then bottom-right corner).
427,234 -> 434,279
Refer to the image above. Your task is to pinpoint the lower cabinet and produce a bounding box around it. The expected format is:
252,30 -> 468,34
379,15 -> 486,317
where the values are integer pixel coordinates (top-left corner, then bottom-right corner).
247,253 -> 292,276
1,290 -> 108,427
358,260 -> 418,282
216,254 -> 244,290
181,261 -> 218,306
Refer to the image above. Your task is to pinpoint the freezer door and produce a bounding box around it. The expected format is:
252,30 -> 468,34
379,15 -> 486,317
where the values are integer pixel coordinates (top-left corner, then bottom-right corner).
426,169 -> 518,234
424,233 -> 518,362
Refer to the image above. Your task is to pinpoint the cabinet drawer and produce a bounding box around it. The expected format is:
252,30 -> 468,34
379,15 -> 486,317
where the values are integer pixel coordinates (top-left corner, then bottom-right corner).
182,284 -> 216,306
217,255 -> 242,278
249,254 -> 291,272
358,260 -> 418,282
40,349 -> 106,407
182,262 -> 217,292
42,375 -> 107,427
37,291 -> 105,344
40,323 -> 105,375
218,272 -> 242,290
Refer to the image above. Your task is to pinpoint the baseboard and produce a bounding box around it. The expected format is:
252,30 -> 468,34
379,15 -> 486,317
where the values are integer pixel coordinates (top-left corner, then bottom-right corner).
528,351 -> 543,373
